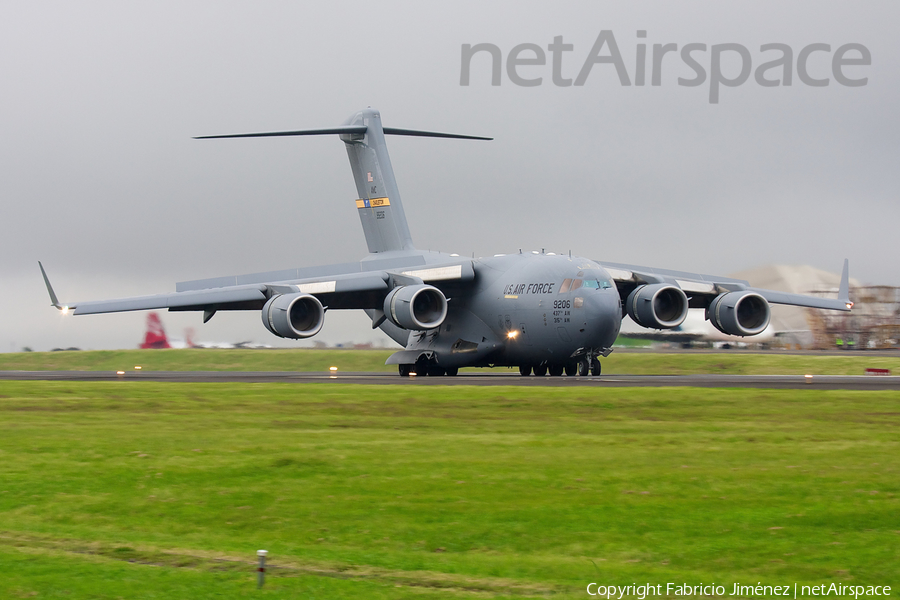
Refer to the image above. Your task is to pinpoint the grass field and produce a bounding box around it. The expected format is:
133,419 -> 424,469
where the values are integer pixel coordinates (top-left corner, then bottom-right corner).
1,347 -> 898,375
0,381 -> 897,598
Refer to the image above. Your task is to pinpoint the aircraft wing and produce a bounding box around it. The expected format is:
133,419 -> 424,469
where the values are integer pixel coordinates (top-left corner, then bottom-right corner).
72,284 -> 269,315
40,259 -> 475,316
600,259 -> 853,312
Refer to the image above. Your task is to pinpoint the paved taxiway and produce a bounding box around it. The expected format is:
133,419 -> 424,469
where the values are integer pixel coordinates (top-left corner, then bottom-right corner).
2,371 -> 899,390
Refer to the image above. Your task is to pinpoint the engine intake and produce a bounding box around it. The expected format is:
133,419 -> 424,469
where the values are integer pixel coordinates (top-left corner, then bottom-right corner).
384,284 -> 447,330
625,283 -> 689,329
707,291 -> 770,336
261,293 -> 325,339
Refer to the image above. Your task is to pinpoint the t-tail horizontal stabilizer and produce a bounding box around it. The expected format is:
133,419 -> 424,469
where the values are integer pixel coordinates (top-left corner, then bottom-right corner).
195,108 -> 491,255
193,126 -> 492,141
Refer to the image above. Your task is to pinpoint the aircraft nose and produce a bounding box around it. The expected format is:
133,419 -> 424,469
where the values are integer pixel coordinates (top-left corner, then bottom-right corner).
582,289 -> 621,343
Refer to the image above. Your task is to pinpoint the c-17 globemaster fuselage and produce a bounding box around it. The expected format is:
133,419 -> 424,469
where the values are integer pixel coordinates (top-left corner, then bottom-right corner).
40,107 -> 852,377
369,251 -> 623,376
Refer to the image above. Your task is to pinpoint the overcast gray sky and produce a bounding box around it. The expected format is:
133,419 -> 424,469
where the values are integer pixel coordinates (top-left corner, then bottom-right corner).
2,1 -> 897,352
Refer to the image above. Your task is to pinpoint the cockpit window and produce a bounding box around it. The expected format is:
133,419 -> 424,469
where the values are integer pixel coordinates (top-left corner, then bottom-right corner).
582,279 -> 613,290
561,277 -> 612,293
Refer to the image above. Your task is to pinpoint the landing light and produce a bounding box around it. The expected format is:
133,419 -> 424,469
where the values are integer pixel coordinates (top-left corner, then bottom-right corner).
507,330 -> 519,339
846,302 -> 854,310
61,306 -> 69,315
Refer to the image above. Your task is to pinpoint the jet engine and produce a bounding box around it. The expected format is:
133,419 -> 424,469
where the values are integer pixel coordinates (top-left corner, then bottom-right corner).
706,291 -> 770,336
383,284 -> 448,330
261,293 -> 325,339
625,283 -> 689,329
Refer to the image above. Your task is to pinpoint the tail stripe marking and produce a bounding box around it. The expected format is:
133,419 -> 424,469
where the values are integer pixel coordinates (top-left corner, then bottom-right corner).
355,197 -> 391,209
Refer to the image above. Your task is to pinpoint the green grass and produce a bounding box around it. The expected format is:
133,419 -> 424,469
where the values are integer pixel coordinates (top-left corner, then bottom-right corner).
0,382 -> 898,598
0,348 -> 398,373
1,348 -> 899,375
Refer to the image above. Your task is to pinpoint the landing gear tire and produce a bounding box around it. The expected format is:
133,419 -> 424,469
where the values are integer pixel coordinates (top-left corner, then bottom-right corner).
590,357 -> 601,376
578,359 -> 590,376
564,363 -> 577,376
415,356 -> 430,376
399,364 -> 413,377
445,367 -> 459,376
533,365 -> 547,377
519,365 -> 532,376
548,364 -> 564,377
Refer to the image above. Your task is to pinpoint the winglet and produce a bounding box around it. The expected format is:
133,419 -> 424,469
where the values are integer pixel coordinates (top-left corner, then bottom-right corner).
38,261 -> 69,312
838,259 -> 852,309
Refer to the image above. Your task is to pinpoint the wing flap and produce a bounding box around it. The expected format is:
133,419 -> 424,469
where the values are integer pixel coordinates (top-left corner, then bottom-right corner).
267,272 -> 390,296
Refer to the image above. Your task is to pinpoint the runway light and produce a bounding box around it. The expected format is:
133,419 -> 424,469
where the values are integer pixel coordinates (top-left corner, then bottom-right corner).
409,372 -> 417,377
134,366 -> 142,370
507,330 -> 519,339
804,374 -> 813,384
329,366 -> 338,372
116,371 -> 125,375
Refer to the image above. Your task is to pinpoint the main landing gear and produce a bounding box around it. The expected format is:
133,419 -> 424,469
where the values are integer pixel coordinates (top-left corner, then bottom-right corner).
578,357 -> 601,376
398,357 -> 458,377
521,357 -> 600,377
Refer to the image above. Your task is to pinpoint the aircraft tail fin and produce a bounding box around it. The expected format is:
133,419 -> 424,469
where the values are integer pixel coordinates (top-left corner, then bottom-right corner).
140,313 -> 171,349
196,108 -> 490,254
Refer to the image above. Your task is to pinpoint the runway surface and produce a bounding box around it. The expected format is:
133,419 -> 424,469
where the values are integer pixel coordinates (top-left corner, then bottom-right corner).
2,370 -> 900,390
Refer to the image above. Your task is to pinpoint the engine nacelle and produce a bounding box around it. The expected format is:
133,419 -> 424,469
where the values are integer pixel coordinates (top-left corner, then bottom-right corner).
625,283 -> 689,329
261,293 -> 325,339
706,291 -> 770,336
383,284 -> 448,330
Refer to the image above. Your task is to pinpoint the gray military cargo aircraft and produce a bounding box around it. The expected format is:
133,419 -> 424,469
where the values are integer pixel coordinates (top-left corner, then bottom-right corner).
40,107 -> 853,376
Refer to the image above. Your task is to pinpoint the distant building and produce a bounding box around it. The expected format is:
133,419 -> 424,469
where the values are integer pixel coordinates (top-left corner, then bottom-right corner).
732,265 -> 899,350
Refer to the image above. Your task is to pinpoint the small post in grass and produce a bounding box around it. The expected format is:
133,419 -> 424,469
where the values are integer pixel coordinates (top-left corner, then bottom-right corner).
257,549 -> 267,588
